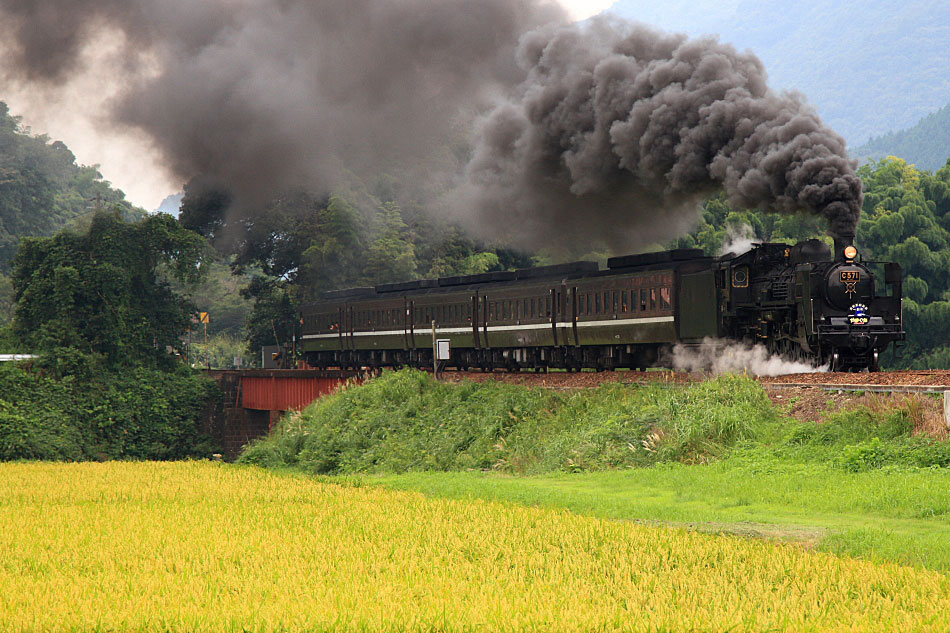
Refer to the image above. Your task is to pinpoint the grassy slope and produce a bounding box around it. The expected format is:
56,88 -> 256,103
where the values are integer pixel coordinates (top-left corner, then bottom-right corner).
3,461 -> 950,633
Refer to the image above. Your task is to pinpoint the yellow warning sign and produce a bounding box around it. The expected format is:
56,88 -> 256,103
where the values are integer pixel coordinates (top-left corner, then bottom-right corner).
199,312 -> 210,324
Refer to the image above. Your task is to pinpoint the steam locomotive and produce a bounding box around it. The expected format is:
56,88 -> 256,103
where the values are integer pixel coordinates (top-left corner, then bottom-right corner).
300,236 -> 904,372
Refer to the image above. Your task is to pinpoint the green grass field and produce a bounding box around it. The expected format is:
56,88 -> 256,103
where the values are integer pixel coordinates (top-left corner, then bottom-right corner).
371,461 -> 950,571
3,461 -> 950,633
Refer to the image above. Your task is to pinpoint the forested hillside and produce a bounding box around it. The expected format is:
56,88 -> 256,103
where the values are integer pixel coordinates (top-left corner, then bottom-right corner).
606,0 -> 950,146
0,102 -> 143,324
855,104 -> 950,172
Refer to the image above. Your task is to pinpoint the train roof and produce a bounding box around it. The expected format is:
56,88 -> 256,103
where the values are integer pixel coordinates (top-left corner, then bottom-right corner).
314,247 -> 715,304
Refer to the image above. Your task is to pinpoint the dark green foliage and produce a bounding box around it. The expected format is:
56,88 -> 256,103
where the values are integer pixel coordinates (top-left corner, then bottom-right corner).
242,276 -> 298,354
178,257 -> 254,338
11,212 -> 206,369
0,362 -> 219,461
239,370 -> 776,474
856,106 -> 950,173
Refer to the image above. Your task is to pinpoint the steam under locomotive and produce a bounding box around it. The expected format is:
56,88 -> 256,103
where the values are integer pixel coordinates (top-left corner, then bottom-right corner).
300,236 -> 904,372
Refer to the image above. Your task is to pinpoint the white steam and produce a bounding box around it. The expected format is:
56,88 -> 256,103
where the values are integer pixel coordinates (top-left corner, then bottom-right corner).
672,338 -> 828,376
718,223 -> 757,256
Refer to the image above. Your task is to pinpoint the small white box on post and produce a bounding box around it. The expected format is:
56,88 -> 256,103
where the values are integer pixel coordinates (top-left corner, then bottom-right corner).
433,338 -> 450,380
436,339 -> 451,361
945,391 -> 950,430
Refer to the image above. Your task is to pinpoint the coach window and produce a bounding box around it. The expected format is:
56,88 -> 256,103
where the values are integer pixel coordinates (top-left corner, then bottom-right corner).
621,290 -> 628,313
612,291 -> 619,313
650,289 -> 657,312
661,287 -> 672,310
640,289 -> 648,311
545,297 -> 551,316
594,292 -> 601,314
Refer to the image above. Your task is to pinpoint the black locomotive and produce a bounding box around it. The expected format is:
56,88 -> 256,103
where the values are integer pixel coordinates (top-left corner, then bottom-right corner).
300,235 -> 904,372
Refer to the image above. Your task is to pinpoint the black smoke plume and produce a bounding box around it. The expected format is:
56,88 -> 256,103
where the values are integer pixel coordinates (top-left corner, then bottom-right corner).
0,0 -> 566,212
458,18 -> 863,249
0,4 -> 862,250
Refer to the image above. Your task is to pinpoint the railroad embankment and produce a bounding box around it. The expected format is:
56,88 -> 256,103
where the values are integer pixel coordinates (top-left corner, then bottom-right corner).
241,368 -> 949,475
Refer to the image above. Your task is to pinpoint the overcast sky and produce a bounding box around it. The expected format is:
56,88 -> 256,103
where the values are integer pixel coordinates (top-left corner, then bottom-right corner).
1,0 -> 614,212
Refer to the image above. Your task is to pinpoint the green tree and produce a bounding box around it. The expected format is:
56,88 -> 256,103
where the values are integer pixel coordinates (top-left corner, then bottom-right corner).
360,203 -> 418,285
11,212 -> 206,369
242,276 -> 298,359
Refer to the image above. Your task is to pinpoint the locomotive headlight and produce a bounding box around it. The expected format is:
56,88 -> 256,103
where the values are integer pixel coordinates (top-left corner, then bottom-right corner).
844,245 -> 858,260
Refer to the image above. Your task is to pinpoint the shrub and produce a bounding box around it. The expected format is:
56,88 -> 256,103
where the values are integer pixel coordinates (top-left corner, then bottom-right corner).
0,363 -> 219,461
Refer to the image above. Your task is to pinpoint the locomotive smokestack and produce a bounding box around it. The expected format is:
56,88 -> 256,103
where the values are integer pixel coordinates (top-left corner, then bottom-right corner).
834,233 -> 856,261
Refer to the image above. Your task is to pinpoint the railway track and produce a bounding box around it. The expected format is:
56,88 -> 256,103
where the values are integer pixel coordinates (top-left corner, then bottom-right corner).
439,369 -> 950,390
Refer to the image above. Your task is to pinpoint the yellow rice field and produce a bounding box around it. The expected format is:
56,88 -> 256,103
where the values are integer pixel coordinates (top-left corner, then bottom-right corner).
1,462 -> 948,632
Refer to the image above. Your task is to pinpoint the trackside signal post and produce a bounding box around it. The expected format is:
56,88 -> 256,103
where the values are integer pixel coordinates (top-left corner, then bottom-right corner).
199,312 -> 210,369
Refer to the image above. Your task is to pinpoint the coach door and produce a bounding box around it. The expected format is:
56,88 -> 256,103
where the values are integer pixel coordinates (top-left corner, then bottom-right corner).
472,294 -> 481,349
403,298 -> 411,350
481,295 -> 491,350
336,306 -> 345,350
570,286 -> 579,347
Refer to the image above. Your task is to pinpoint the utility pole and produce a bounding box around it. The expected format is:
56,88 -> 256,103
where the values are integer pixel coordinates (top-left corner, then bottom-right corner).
431,320 -> 438,379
